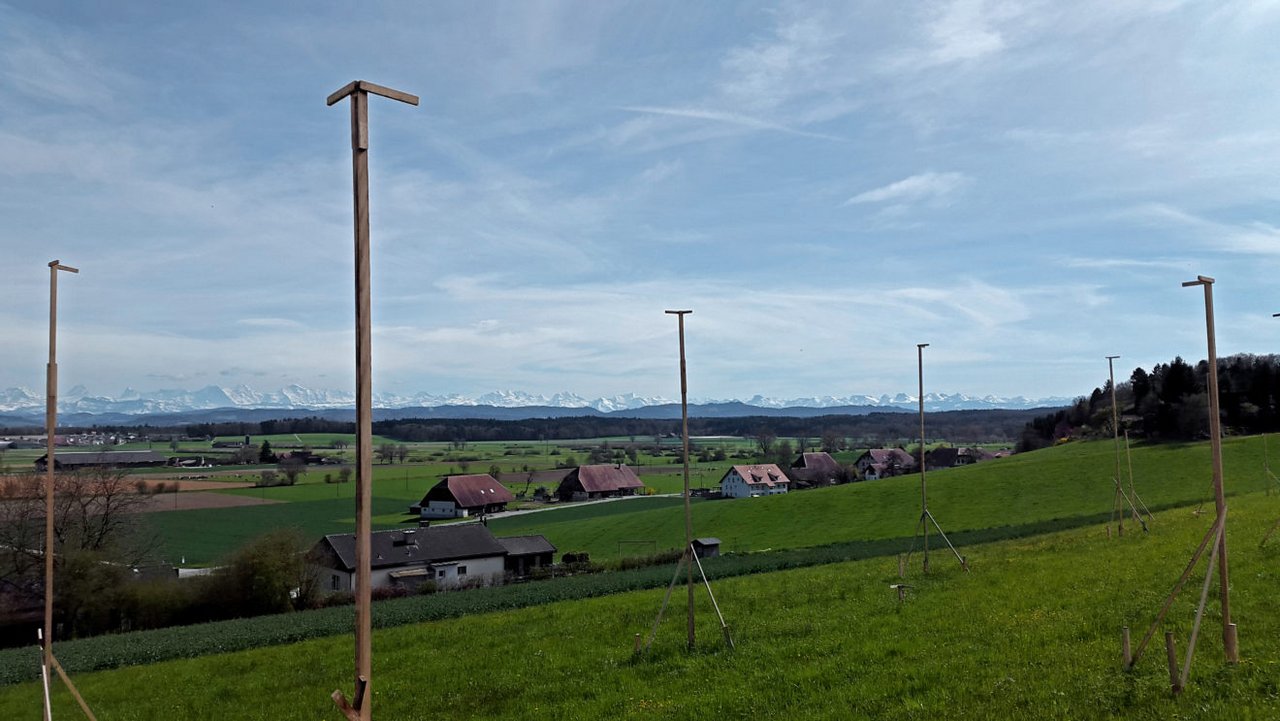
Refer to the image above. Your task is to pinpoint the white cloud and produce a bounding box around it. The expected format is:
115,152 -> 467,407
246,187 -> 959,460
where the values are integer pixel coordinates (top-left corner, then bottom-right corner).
1129,203 -> 1280,256
844,171 -> 971,205
619,105 -> 841,141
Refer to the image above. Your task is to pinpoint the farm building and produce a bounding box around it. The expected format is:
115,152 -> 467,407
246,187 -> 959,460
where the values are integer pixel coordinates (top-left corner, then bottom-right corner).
789,452 -> 844,487
33,450 -> 167,472
719,464 -> 790,498
925,446 -> 997,471
692,538 -> 721,558
309,524 -> 553,592
497,535 -> 558,576
556,464 -> 645,501
410,474 -> 515,518
854,448 -> 918,480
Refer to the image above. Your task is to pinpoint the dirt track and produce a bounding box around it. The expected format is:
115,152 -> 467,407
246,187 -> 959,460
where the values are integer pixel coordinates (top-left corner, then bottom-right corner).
127,491 -> 282,513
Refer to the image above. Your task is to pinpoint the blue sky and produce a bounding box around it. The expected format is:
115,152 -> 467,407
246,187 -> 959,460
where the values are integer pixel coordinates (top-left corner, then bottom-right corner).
3,1 -> 1279,402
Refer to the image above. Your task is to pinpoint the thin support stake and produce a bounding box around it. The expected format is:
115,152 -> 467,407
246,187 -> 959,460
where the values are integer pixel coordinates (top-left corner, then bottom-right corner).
1128,516 -> 1223,667
49,655 -> 99,721
643,555 -> 686,654
1181,523 -> 1224,690
690,544 -> 734,650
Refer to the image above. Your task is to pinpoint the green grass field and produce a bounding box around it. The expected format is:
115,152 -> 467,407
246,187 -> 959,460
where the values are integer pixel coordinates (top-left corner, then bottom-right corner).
486,436 -> 1265,560
137,435 -> 1269,566
6,483 -> 1278,719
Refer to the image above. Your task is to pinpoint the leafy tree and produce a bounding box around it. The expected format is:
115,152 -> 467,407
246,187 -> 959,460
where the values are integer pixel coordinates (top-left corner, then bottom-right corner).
258,440 -> 275,464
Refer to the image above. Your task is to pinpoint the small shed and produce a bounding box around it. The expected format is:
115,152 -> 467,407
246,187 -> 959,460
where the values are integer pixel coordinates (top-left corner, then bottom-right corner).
497,535 -> 558,576
692,538 -> 721,559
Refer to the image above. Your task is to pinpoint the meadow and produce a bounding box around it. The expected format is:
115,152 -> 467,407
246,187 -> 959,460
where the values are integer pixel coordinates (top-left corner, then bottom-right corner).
4,479 -> 1278,719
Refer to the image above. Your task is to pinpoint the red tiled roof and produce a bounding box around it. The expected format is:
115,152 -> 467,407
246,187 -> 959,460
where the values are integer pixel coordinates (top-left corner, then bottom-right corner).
575,464 -> 644,493
725,464 -> 789,488
436,474 -> 514,509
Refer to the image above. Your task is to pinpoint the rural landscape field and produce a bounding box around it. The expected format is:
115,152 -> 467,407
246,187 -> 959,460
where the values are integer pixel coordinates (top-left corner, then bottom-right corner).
5,3 -> 1280,720
3,429 -> 1280,719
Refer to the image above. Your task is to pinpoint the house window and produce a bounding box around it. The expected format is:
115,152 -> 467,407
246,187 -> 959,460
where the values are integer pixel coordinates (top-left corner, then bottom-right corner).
458,566 -> 468,576
437,570 -> 445,579
331,575 -> 340,591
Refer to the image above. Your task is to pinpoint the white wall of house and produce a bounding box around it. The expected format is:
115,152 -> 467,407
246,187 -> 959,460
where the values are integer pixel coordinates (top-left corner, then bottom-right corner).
428,555 -> 505,587
421,500 -> 466,519
720,470 -> 789,499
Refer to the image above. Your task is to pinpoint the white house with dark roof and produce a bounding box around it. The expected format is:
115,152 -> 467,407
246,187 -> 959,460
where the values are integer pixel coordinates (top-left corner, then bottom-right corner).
719,464 -> 790,498
311,524 -> 511,592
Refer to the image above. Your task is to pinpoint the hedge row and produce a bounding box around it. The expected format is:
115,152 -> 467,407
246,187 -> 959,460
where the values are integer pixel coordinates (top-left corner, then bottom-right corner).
0,508 -> 1126,686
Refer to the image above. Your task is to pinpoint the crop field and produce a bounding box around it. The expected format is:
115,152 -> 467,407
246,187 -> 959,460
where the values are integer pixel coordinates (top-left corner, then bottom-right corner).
4,482 -> 1278,719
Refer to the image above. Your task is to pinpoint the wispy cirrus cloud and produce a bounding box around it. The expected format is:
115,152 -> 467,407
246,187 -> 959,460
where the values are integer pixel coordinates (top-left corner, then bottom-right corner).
619,105 -> 842,141
844,171 -> 970,206
1129,203 -> 1280,256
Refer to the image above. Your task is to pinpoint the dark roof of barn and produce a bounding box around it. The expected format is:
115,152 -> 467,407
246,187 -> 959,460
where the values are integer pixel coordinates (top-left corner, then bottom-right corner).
497,535 -> 557,557
319,524 -> 507,571
37,450 -> 167,466
859,448 -> 918,467
790,452 -> 842,481
424,474 -> 515,508
573,464 -> 644,493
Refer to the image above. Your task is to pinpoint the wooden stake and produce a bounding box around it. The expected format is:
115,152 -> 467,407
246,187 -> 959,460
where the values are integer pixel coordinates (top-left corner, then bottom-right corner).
1106,355 -> 1127,534
327,81 -> 418,721
1122,626 -> 1131,667
1165,632 -> 1181,695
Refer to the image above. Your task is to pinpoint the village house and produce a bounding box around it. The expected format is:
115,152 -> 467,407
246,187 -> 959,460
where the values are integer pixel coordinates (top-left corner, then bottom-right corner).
719,464 -> 790,498
309,524 -> 554,592
410,474 -> 515,519
854,448 -> 918,480
925,446 -> 998,471
789,451 -> 845,487
556,464 -> 645,502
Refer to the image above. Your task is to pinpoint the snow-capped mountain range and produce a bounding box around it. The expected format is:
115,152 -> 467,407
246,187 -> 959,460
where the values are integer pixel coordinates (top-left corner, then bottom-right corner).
0,384 -> 1069,416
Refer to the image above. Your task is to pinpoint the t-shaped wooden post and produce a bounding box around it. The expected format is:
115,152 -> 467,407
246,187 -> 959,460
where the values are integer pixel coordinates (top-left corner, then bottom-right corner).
665,310 -> 694,649
44,260 -> 78,721
327,80 -> 418,721
1181,275 -> 1237,664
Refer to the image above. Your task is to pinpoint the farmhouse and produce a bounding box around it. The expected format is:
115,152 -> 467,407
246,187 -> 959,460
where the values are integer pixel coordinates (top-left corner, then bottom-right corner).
789,451 -> 844,487
854,448 -> 917,480
33,450 -> 167,472
411,474 -> 515,518
556,464 -> 645,501
719,464 -> 790,498
925,446 -> 996,471
310,524 -> 553,592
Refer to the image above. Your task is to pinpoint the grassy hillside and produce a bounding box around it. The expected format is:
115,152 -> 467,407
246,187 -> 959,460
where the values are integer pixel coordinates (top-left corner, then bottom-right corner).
5,486 -> 1278,719
489,436 -> 1270,560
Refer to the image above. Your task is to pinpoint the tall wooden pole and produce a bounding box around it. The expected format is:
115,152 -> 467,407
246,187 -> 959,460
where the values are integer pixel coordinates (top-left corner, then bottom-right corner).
666,309 -> 694,649
1107,355 -> 1126,534
917,343 -> 929,573
43,260 -> 77,721
1182,275 -> 1237,663
327,80 -> 418,721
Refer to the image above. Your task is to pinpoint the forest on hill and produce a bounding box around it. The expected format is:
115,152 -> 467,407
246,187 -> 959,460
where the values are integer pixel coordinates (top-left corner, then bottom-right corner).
1018,353 -> 1280,451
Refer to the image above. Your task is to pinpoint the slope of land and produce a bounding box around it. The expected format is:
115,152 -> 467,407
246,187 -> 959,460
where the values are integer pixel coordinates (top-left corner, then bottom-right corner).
4,486 -> 1278,719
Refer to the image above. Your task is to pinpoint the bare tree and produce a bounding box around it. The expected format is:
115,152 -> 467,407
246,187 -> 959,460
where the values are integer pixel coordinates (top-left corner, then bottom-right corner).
278,456 -> 306,485
754,428 -> 776,455
376,443 -> 395,465
0,468 -> 155,594
395,444 -> 410,464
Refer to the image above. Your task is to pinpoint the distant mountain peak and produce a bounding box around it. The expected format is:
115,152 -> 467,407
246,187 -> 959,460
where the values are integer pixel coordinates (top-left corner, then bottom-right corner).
0,384 -> 1070,417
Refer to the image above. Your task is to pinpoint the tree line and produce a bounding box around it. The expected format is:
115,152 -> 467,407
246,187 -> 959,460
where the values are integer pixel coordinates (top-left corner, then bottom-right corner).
1018,353 -> 1280,451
